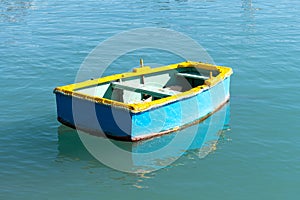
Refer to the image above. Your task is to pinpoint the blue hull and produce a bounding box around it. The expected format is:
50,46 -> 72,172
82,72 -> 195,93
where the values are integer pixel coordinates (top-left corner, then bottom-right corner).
55,77 -> 231,141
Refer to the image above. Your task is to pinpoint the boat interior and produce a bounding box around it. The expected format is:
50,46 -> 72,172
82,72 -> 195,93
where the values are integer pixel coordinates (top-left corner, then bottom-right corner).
75,67 -> 220,104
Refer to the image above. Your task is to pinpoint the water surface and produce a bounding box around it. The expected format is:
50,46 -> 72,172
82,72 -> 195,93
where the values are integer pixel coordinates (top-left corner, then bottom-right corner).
1,0 -> 300,199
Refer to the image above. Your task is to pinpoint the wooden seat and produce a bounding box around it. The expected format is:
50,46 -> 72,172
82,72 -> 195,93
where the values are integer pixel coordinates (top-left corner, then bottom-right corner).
111,82 -> 180,98
176,72 -> 209,80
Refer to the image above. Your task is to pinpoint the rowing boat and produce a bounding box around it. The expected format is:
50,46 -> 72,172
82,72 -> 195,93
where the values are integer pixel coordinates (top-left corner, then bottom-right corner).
53,60 -> 233,141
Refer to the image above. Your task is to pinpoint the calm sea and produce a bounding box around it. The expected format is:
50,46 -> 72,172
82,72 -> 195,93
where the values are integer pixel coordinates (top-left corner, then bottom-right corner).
1,0 -> 300,199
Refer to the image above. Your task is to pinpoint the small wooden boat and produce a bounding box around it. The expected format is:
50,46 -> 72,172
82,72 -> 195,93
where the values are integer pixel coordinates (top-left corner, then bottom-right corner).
54,60 -> 233,141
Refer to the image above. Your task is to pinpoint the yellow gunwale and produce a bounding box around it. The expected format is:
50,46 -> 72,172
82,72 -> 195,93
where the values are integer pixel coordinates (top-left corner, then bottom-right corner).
54,61 -> 233,113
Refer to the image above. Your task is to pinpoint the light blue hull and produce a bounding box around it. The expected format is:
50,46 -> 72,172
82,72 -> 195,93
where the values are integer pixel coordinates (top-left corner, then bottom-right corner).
131,77 -> 230,140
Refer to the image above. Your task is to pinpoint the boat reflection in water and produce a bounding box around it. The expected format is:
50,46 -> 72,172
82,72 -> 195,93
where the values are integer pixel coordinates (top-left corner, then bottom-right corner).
57,103 -> 230,173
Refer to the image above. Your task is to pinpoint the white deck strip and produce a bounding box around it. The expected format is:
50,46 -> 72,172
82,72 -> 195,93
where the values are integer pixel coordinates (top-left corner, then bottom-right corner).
111,82 -> 180,98
176,72 -> 209,80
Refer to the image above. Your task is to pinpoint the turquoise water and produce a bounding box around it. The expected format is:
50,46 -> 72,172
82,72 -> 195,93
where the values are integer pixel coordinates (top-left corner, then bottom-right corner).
1,0 -> 300,199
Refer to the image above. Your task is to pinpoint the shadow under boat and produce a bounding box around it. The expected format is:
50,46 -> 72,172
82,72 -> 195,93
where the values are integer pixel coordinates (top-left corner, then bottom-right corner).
57,103 -> 231,172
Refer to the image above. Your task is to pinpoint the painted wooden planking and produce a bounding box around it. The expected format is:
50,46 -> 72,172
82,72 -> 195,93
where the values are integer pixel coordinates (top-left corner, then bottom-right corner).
76,83 -> 110,97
